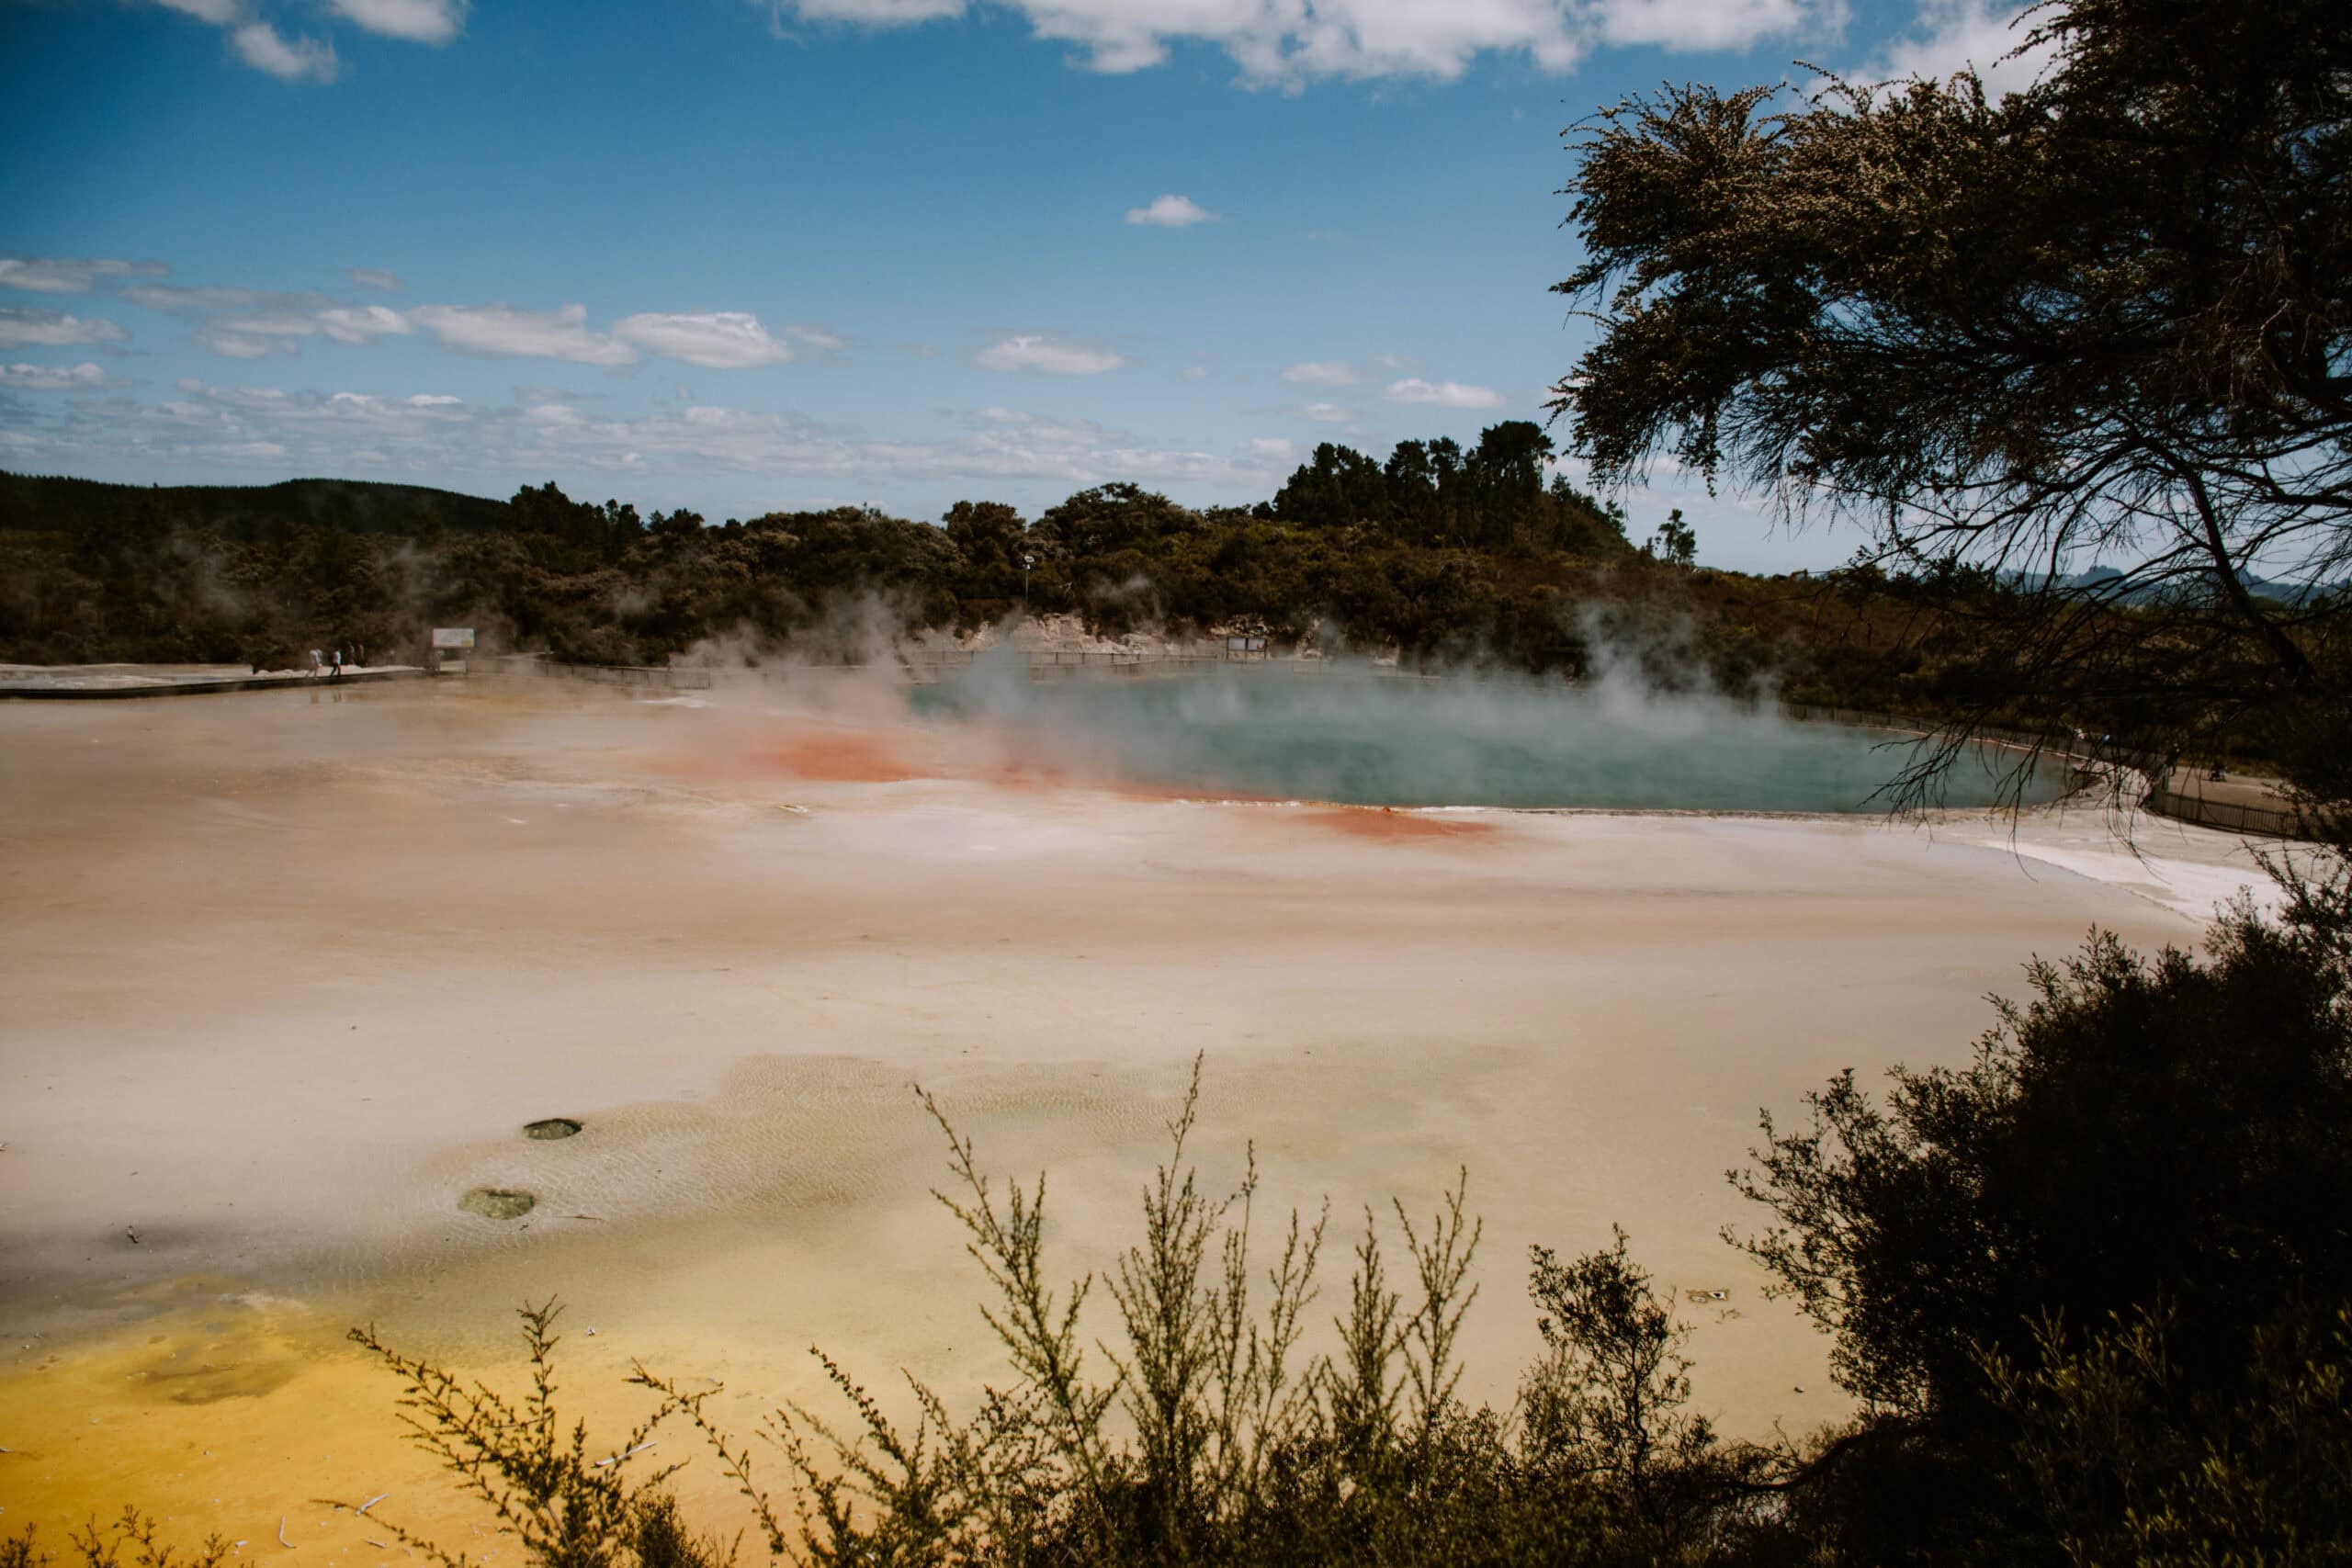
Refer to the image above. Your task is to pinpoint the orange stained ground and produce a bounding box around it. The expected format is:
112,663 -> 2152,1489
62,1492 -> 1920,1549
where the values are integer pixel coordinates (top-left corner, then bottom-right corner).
1292,807 -> 1499,842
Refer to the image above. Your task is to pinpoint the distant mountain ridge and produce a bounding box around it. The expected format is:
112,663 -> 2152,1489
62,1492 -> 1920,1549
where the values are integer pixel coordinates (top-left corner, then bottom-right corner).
2029,563 -> 2324,604
0,471 -> 513,538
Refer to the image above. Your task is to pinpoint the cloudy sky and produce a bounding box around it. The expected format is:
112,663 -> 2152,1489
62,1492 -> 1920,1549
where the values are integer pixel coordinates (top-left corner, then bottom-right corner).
2,0 -> 2041,570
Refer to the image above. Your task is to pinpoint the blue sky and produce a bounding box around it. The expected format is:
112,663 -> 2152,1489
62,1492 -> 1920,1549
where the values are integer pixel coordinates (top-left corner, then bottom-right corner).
1,0 -> 2041,570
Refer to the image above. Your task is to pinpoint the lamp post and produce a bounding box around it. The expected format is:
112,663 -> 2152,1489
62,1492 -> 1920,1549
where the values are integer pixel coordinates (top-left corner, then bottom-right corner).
1023,553 -> 1035,605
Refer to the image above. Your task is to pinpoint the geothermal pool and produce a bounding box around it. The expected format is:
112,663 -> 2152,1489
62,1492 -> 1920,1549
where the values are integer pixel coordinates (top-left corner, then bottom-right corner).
0,678 -> 2265,1548
912,669 -> 2068,811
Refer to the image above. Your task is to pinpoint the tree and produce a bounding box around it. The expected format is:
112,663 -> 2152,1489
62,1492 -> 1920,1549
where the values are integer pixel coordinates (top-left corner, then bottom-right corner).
1970,1303 -> 2352,1567
598,499 -> 643,562
1270,443 -> 1389,530
1647,511 -> 1695,569
1731,895 -> 2352,1551
942,499 -> 1024,556
1427,437 -> 1467,546
1385,440 -> 1439,544
648,506 -> 706,544
1467,421 -> 1554,549
1736,902 -> 2352,1418
1522,1228 -> 1714,1530
1553,0 -> 2352,807
1032,483 -> 1197,559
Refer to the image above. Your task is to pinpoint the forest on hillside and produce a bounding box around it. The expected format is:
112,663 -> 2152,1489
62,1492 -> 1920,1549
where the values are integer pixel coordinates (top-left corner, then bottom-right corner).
0,423 -> 2044,731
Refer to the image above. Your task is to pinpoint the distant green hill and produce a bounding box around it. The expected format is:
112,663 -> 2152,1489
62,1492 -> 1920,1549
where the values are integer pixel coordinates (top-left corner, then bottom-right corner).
0,471 -> 513,539
2034,563 -> 2325,606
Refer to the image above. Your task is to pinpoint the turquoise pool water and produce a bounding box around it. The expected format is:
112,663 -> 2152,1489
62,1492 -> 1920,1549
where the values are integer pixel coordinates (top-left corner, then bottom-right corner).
910,668 -> 2064,812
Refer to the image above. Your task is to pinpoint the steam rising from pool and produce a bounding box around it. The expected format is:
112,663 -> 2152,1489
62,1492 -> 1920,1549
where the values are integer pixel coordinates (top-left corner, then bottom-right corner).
911,661 -> 2064,812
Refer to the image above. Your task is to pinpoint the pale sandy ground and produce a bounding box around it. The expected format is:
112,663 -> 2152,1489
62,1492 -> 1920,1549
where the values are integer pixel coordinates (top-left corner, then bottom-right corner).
0,676 -> 2283,1551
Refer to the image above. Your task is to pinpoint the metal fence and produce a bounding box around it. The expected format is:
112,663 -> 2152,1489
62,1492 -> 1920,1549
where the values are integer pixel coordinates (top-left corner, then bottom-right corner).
2141,784 -> 2312,839
545,660 -> 715,689
1777,701 -> 2314,837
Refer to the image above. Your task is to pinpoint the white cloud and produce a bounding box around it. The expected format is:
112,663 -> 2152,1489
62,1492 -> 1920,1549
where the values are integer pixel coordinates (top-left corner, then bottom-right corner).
201,440 -> 292,462
122,275 -> 818,370
0,310 -> 129,348
1244,436 -> 1295,463
783,0 -> 965,23
1386,377 -> 1506,409
1290,400 -> 1371,437
1281,360 -> 1361,386
753,0 -> 1831,83
1874,0 -> 2054,94
1374,351 -> 1419,371
145,383 -> 482,450
975,331 -> 1129,376
0,257 -> 162,295
124,283 -> 261,311
232,22 -> 340,83
964,406 -> 1114,446
196,327 -> 277,358
409,303 -> 637,366
783,322 -> 847,352
325,0 -> 469,43
1181,365 -> 1211,382
348,267 -> 403,291
613,311 -> 797,368
154,0 -> 458,80
0,362 -> 107,391
1595,0 -> 1810,51
317,305 -> 409,342
153,0 -> 241,22
1125,194 -> 1216,227
195,302 -> 413,357
24,377 -> 1293,498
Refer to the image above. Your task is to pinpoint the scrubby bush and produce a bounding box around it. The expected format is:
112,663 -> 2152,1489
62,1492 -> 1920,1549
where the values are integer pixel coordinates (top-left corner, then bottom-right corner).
0,1511 -> 227,1568
1731,881 -> 2352,1560
319,1065 -> 1784,1568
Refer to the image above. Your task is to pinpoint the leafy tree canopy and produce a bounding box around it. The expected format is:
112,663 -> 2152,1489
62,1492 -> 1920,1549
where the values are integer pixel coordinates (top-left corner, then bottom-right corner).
1262,423 -> 1633,558
1732,885 -> 2352,1554
1554,0 -> 2352,803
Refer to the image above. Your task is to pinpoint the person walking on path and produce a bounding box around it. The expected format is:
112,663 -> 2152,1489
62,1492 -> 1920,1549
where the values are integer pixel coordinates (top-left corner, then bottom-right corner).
309,648 -> 323,678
